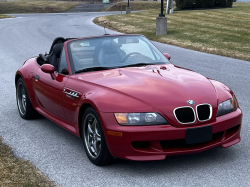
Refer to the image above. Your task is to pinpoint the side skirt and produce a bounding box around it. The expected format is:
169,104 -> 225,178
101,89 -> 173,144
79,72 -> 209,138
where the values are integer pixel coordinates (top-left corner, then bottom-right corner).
34,106 -> 80,137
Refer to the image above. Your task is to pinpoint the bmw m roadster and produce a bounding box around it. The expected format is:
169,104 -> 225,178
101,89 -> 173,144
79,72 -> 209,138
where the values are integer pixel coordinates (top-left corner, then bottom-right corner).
15,34 -> 242,165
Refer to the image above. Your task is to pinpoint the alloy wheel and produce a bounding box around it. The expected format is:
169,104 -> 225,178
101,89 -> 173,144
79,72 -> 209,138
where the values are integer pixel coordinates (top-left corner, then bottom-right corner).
84,114 -> 102,159
17,83 -> 26,115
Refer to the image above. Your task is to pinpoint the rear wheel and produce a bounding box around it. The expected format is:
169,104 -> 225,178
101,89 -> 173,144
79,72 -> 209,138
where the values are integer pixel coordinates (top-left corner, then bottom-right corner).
16,78 -> 37,119
82,107 -> 113,165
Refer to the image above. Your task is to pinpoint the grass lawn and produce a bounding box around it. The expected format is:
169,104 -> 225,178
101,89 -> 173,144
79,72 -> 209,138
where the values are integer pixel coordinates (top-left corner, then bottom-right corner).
104,1 -> 163,11
0,1 -> 80,14
0,14 -> 12,19
95,2 -> 250,62
0,137 -> 56,186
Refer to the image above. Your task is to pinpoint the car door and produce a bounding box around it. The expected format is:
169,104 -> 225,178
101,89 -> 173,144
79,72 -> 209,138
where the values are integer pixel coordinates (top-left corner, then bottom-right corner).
33,47 -> 69,120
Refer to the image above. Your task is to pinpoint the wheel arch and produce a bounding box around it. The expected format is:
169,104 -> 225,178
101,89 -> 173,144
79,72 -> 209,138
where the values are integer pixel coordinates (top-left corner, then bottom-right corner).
15,73 -> 23,87
78,102 -> 114,165
78,102 -> 95,139
15,72 -> 38,114
15,73 -> 32,101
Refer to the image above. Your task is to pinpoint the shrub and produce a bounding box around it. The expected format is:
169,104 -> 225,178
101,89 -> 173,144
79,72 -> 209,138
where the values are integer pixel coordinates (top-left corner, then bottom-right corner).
176,0 -> 194,9
196,0 -> 215,8
206,0 -> 216,7
176,0 -> 231,9
227,0 -> 233,7
214,0 -> 227,7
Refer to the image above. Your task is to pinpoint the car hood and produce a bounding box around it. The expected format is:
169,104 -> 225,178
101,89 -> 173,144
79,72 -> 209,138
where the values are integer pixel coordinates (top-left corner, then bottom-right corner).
74,64 -> 218,126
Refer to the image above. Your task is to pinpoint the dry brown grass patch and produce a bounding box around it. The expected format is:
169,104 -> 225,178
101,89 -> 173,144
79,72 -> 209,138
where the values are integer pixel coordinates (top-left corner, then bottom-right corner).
0,14 -> 12,19
0,137 -> 56,186
104,1 -> 163,11
0,1 -> 80,14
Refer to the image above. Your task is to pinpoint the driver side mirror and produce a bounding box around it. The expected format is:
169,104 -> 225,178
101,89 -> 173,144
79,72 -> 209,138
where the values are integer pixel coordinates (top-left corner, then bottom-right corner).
41,64 -> 56,79
163,53 -> 171,60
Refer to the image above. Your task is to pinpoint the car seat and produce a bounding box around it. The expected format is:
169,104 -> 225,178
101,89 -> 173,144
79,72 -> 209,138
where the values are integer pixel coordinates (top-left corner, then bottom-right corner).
48,43 -> 63,72
93,41 -> 124,66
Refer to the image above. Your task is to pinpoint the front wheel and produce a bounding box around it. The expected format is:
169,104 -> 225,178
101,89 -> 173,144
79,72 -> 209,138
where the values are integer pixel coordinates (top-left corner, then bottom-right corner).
16,78 -> 37,119
82,107 -> 113,165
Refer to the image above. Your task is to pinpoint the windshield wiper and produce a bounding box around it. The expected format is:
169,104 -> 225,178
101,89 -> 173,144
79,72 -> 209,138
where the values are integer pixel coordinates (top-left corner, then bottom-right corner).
75,67 -> 111,74
118,63 -> 156,68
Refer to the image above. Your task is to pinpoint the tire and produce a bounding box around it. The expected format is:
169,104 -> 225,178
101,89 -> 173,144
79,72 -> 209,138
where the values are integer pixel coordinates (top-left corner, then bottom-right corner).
16,78 -> 38,119
82,107 -> 113,166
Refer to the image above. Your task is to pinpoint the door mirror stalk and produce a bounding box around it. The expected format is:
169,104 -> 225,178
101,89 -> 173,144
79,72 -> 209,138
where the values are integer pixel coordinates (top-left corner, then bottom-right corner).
163,53 -> 171,60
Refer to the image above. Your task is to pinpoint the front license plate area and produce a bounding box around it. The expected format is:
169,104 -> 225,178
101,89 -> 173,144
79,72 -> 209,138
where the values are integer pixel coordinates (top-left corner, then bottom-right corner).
186,125 -> 212,144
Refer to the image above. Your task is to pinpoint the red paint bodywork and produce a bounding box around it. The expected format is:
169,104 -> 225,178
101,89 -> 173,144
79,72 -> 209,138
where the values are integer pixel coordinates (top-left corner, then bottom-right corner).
15,35 -> 242,161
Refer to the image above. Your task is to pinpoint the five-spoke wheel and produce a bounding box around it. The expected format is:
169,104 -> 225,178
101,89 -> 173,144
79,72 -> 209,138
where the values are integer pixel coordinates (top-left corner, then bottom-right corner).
82,107 -> 113,165
84,114 -> 102,159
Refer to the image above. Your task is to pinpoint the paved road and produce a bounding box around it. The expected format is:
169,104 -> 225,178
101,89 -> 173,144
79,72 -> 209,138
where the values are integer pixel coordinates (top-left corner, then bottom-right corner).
0,12 -> 249,187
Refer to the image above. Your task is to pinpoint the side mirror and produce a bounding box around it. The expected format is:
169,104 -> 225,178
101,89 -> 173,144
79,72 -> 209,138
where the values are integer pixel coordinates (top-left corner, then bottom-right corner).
41,64 -> 56,79
61,68 -> 69,75
163,53 -> 171,60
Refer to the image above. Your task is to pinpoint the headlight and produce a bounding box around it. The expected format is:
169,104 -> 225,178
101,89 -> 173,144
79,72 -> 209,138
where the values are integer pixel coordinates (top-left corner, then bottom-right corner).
114,113 -> 168,125
217,97 -> 237,117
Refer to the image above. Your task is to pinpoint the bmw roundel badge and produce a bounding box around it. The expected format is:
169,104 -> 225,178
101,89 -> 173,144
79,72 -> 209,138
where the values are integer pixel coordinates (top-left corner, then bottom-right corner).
187,100 -> 195,105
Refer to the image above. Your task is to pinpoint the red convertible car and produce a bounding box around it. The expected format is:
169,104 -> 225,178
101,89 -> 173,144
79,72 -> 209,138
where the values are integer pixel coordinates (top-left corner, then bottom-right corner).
15,34 -> 242,165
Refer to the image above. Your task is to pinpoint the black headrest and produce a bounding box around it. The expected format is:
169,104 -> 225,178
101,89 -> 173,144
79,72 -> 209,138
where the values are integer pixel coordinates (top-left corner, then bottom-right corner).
49,37 -> 65,54
52,43 -> 63,58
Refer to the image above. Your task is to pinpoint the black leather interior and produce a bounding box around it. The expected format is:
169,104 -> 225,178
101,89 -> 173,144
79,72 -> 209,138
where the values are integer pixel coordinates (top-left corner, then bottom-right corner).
48,43 -> 63,71
48,37 -> 65,54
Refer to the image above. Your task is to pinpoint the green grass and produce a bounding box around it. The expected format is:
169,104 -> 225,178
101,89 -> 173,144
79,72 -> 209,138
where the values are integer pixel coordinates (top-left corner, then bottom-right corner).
95,2 -> 250,62
0,137 -> 56,186
0,14 -> 12,19
0,1 -> 80,14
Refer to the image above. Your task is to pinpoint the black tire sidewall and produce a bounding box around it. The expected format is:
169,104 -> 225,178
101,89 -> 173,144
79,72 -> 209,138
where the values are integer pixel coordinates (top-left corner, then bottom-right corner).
16,78 -> 34,119
82,107 -> 111,165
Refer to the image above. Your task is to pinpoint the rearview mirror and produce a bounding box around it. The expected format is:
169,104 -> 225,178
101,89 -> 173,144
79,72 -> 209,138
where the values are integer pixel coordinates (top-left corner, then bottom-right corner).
118,37 -> 139,44
163,53 -> 171,60
41,64 -> 56,79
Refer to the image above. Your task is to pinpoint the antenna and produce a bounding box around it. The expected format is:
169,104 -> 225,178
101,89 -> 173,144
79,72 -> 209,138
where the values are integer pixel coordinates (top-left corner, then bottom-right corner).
104,25 -> 107,35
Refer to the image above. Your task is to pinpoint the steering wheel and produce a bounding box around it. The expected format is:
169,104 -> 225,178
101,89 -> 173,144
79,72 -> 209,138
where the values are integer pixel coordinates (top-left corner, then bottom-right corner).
121,52 -> 142,63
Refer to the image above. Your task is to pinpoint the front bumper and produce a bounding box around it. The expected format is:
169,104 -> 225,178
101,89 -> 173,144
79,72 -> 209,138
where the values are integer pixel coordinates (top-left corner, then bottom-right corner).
99,108 -> 242,161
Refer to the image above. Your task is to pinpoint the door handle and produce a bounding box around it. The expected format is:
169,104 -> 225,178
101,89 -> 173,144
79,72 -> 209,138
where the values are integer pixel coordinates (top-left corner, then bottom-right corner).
35,75 -> 40,80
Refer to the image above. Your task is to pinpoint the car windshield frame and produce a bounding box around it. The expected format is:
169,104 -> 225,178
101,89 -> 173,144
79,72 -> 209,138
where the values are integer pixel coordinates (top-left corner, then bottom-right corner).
67,35 -> 171,75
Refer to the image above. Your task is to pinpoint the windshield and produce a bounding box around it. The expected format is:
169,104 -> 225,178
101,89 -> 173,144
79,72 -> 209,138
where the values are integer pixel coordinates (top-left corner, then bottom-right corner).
68,35 -> 170,74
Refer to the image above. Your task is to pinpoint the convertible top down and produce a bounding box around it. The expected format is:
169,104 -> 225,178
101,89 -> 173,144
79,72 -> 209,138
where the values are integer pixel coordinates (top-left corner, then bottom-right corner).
15,34 -> 242,165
